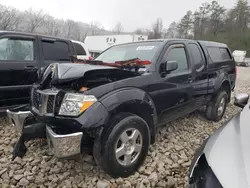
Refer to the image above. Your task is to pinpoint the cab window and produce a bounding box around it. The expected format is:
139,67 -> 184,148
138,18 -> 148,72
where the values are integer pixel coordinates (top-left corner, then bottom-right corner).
188,43 -> 205,70
0,38 -> 34,61
73,42 -> 86,55
42,40 -> 70,61
163,45 -> 188,72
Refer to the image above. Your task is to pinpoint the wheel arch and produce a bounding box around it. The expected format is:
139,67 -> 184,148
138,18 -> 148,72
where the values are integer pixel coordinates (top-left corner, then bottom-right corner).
221,80 -> 231,102
100,88 -> 157,144
214,72 -> 232,103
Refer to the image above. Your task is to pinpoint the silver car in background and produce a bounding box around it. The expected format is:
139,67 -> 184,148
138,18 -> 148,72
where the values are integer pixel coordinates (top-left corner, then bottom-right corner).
189,93 -> 250,188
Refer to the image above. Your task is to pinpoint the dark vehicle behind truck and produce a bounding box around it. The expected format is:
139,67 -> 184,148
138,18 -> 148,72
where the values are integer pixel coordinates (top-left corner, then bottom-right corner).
0,31 -> 76,111
7,39 -> 236,178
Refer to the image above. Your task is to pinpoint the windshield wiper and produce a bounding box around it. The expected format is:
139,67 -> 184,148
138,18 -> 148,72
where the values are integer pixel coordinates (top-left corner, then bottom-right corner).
72,57 -> 151,73
57,59 -> 71,61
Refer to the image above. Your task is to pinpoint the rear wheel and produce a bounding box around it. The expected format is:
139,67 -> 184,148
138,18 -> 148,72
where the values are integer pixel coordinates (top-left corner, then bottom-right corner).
93,112 -> 150,178
205,90 -> 228,122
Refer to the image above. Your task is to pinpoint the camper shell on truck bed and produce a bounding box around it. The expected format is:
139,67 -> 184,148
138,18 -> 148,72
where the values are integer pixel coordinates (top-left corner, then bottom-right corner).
7,39 -> 236,178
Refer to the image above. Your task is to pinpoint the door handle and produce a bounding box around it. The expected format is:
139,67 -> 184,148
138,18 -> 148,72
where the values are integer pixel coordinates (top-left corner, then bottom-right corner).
24,66 -> 37,71
188,76 -> 193,83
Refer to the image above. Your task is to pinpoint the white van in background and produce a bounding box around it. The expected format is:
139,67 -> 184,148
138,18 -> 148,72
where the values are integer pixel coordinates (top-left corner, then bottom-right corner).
232,50 -> 246,66
71,40 -> 92,60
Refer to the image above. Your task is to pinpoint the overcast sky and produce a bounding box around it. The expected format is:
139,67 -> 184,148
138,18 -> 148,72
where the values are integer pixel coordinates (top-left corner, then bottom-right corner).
1,0 -> 236,31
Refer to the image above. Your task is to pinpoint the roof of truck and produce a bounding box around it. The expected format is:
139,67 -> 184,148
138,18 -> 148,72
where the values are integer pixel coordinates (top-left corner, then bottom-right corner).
197,40 -> 228,48
0,30 -> 69,41
109,38 -> 228,48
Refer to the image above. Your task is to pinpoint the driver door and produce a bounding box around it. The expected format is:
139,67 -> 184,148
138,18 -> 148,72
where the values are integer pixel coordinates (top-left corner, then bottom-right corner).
157,42 -> 195,125
0,35 -> 39,108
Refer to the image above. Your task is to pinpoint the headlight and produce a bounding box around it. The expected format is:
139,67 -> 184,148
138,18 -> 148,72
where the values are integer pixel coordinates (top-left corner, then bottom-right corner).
59,93 -> 97,116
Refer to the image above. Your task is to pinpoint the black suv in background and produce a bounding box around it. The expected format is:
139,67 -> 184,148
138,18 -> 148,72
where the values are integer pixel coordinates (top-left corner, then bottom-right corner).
8,39 -> 236,178
0,31 -> 76,111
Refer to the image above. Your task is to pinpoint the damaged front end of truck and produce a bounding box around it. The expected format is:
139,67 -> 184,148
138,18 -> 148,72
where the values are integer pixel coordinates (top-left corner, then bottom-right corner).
7,59 -> 150,160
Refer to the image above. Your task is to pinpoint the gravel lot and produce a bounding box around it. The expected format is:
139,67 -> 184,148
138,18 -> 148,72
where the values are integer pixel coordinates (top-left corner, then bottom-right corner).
0,67 -> 249,188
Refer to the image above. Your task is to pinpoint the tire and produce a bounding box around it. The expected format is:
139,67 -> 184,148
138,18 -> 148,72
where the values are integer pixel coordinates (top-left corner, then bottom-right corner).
93,112 -> 150,178
205,90 -> 228,122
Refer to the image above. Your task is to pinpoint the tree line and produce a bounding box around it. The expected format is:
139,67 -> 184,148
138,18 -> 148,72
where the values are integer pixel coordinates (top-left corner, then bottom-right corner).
0,5 -> 117,41
1,0 -> 250,54
137,0 -> 250,54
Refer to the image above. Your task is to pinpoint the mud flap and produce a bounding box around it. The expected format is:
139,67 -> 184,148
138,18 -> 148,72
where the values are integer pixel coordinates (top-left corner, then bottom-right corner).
12,123 -> 46,160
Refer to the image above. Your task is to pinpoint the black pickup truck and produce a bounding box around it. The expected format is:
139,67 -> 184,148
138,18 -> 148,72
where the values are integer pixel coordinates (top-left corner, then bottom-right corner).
0,31 -> 76,111
7,39 -> 236,178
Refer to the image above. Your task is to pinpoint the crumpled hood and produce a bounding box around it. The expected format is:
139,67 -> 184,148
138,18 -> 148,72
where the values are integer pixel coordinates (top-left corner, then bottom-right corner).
204,104 -> 250,188
51,63 -> 117,83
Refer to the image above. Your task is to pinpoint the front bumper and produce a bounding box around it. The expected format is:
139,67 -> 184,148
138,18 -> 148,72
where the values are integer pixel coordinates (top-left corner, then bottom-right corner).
46,126 -> 83,158
7,109 -> 33,133
7,109 -> 84,159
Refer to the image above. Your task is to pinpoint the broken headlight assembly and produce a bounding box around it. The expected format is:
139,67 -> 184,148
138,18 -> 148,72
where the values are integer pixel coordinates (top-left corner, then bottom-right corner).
59,93 -> 97,116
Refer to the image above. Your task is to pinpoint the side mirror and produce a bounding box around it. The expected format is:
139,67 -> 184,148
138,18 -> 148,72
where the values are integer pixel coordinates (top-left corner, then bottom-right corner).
234,93 -> 249,108
165,61 -> 178,73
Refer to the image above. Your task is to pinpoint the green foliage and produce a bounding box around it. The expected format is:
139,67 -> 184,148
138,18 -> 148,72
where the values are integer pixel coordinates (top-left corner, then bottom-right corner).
171,0 -> 250,55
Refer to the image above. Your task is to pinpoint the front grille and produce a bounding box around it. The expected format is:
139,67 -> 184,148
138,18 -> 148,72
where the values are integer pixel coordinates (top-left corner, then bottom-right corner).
32,90 -> 40,110
47,95 -> 55,113
32,89 -> 57,115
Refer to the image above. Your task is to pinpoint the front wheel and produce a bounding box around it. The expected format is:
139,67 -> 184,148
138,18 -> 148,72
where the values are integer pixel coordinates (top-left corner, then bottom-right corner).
93,113 -> 150,178
205,90 -> 228,122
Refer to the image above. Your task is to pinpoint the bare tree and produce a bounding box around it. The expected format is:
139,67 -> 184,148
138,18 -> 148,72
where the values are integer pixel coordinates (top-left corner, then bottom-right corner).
89,21 -> 104,35
25,8 -> 46,33
43,15 -> 63,36
62,19 -> 76,39
74,22 -> 88,41
59,20 -> 88,41
0,3 -> 104,41
113,22 -> 123,34
150,18 -> 163,39
0,5 -> 22,30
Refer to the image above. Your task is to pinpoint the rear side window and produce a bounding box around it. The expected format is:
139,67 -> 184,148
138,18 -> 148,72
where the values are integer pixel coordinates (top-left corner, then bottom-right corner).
73,42 -> 86,55
188,43 -> 204,70
207,47 -> 223,62
219,48 -> 231,60
207,46 -> 232,62
42,41 -> 70,61
0,38 -> 34,61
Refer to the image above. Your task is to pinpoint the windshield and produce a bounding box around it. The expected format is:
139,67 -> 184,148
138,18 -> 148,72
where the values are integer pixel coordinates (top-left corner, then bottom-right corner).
95,41 -> 162,63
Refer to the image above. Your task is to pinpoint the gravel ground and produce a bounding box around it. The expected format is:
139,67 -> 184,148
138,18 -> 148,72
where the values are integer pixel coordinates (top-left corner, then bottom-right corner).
0,67 -> 249,188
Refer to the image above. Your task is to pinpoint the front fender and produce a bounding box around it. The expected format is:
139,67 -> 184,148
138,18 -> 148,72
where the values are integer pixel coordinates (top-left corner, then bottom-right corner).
55,88 -> 157,141
100,88 -> 157,123
100,88 -> 158,143
75,101 -> 109,129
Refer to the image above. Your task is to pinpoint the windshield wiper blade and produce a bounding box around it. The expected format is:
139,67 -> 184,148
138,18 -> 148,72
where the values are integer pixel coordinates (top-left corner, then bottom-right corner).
57,59 -> 71,61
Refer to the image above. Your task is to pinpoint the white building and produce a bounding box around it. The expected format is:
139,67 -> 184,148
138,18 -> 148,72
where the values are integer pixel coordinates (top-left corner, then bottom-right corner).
84,34 -> 148,57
